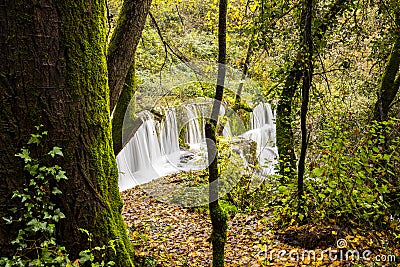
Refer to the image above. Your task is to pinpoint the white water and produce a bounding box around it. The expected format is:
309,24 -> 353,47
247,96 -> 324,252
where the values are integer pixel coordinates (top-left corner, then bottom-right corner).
117,102 -> 278,191
184,104 -> 205,147
159,108 -> 180,163
117,106 -> 208,191
242,103 -> 278,175
117,111 -> 172,191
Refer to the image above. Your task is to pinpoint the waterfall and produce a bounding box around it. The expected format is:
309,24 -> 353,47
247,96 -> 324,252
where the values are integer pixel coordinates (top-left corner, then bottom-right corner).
117,104 -> 209,191
117,110 -> 182,191
116,102 -> 278,191
184,104 -> 205,146
159,108 -> 180,163
222,121 -> 232,138
249,102 -> 274,130
242,102 -> 278,174
129,111 -> 162,172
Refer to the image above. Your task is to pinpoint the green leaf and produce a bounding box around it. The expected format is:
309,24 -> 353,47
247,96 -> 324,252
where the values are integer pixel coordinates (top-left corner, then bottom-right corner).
55,170 -> 68,181
328,180 -> 337,188
52,187 -> 62,195
48,146 -> 63,158
79,250 -> 93,264
2,216 -> 13,224
278,185 -> 287,193
28,134 -> 42,145
27,165 -> 40,177
312,167 -> 324,177
15,148 -> 31,163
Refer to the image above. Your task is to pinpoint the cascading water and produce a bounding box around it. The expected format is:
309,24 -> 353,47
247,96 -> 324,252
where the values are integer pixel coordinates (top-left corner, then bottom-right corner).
116,102 -> 278,191
184,104 -> 204,146
159,108 -> 180,163
222,121 -> 232,138
117,105 -> 210,191
117,110 -> 181,191
128,110 -> 162,172
242,102 -> 278,174
249,102 -> 274,129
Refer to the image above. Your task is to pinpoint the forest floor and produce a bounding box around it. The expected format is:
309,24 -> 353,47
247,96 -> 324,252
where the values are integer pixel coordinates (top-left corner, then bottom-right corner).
121,174 -> 400,267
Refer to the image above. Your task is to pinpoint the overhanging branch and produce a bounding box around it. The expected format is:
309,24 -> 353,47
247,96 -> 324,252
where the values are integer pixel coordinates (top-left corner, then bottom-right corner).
107,0 -> 152,112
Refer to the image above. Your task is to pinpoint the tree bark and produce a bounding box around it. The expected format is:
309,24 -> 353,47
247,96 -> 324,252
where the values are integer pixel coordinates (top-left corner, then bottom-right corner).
276,0 -> 351,180
112,62 -> 136,155
373,11 -> 400,121
205,0 -> 228,266
0,1 -> 133,264
108,0 -> 152,112
276,60 -> 302,179
297,0 -> 313,212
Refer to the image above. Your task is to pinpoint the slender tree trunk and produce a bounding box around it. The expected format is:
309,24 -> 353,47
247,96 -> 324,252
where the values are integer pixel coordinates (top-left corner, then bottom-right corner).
297,0 -> 313,213
112,62 -> 136,155
276,0 -> 350,180
235,40 -> 254,106
205,0 -> 228,266
0,1 -> 134,264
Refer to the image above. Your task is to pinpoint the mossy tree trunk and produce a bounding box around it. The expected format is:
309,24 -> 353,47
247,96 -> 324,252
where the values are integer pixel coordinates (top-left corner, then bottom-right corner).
206,0 -> 228,266
276,60 -> 302,180
374,10 -> 400,122
0,0 -> 149,264
112,62 -> 136,155
297,0 -> 313,212
276,0 -> 351,180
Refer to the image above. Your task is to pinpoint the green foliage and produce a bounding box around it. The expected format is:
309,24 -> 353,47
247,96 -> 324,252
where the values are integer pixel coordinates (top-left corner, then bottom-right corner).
1,126 -> 70,266
78,229 -> 117,267
217,137 -> 274,212
0,126 -> 116,267
219,200 -> 238,216
304,117 -> 399,225
270,117 -> 400,227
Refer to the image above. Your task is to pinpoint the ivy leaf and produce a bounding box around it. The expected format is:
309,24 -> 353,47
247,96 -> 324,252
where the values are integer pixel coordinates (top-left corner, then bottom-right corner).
52,187 -> 62,195
2,216 -> 13,224
79,250 -> 93,264
48,147 -> 63,158
27,134 -> 42,145
55,170 -> 68,182
15,148 -> 31,163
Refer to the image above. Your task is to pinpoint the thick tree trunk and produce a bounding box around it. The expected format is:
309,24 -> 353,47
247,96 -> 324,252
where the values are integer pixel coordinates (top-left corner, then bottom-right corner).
276,61 -> 302,179
205,0 -> 228,266
108,0 -> 152,112
0,1 -> 133,264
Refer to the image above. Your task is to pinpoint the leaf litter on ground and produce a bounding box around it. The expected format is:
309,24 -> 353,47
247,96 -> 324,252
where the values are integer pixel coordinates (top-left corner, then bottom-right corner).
121,173 -> 400,267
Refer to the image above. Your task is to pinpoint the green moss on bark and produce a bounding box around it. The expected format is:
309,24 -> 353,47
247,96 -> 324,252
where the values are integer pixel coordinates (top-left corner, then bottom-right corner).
56,0 -> 134,264
374,37 -> 400,121
112,62 -> 136,155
